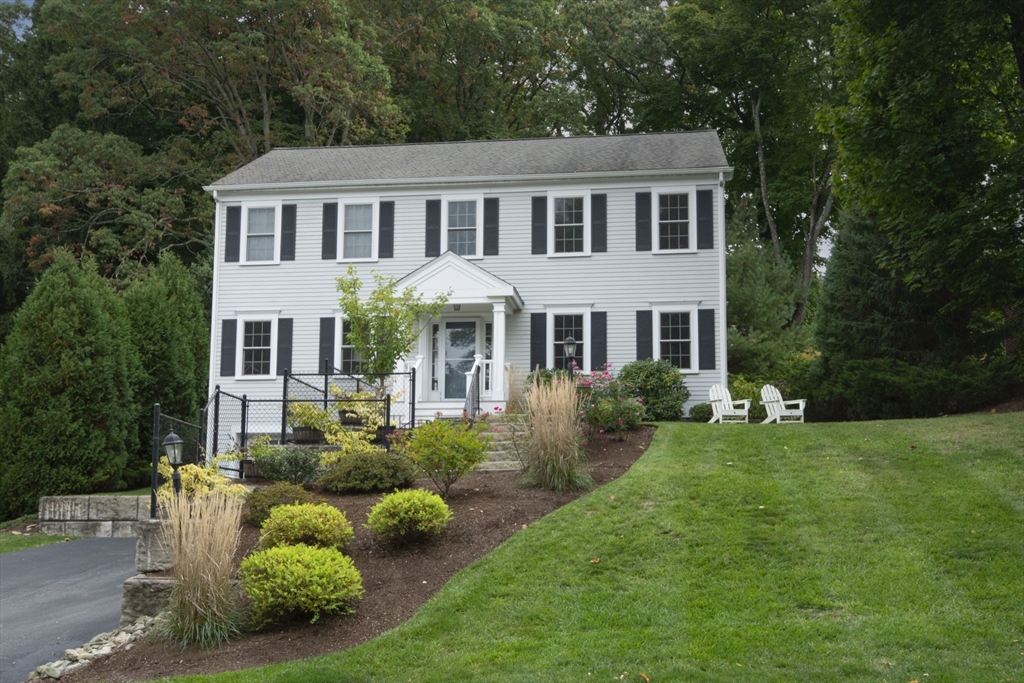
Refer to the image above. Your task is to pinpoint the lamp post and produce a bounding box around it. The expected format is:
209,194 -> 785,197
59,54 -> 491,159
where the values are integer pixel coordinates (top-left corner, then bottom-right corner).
563,335 -> 577,381
163,430 -> 184,495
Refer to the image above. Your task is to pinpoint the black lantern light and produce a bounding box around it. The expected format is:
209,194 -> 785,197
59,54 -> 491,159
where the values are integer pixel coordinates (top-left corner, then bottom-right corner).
563,336 -> 577,380
163,430 -> 184,495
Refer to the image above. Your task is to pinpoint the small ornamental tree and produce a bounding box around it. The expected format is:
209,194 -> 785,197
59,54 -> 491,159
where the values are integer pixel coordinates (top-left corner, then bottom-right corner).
0,251 -> 139,519
336,266 -> 448,392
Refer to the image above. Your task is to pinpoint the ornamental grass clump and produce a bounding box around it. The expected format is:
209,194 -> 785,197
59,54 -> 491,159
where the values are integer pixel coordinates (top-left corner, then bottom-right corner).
159,490 -> 243,648
365,489 -> 452,543
258,503 -> 354,551
524,373 -> 592,492
240,544 -> 364,629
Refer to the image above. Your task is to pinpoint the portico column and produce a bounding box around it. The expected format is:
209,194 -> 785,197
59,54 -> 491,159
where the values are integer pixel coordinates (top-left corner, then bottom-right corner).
491,301 -> 507,401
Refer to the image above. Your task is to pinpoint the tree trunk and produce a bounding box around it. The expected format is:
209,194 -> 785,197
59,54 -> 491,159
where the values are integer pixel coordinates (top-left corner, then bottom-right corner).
752,91 -> 783,267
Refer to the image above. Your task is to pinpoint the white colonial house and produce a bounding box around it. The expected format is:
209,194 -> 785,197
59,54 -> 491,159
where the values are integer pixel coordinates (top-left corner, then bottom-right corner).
204,132 -> 732,427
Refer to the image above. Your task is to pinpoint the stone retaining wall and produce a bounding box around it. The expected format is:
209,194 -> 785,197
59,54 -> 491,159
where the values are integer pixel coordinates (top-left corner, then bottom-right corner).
38,496 -> 152,537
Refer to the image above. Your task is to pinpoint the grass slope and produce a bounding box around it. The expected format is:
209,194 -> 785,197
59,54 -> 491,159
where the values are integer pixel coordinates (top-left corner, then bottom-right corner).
175,414 -> 1023,683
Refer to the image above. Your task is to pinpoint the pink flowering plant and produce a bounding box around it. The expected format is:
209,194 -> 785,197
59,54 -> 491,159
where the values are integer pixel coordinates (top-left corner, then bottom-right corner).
579,363 -> 645,436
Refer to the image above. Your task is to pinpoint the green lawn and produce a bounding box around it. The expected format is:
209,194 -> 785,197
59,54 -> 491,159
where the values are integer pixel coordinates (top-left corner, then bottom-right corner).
173,414 -> 1022,683
0,515 -> 76,554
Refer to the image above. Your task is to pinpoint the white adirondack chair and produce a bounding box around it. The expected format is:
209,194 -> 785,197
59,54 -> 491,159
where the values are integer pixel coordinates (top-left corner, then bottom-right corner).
760,384 -> 806,424
708,384 -> 750,424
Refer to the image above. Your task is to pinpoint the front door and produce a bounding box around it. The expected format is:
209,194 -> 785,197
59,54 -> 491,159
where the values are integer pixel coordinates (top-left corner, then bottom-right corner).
443,321 -> 477,399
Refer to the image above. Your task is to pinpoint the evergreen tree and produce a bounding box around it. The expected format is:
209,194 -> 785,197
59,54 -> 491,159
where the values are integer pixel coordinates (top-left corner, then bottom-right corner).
123,253 -> 209,485
0,251 -> 139,520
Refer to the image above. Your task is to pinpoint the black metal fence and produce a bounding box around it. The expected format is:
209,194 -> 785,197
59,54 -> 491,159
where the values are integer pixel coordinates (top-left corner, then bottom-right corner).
205,367 -> 416,461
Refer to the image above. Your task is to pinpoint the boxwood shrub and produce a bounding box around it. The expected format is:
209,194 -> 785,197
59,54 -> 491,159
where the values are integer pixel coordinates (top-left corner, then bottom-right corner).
258,503 -> 354,551
244,482 -> 324,528
365,489 -> 452,542
319,450 -> 416,494
618,359 -> 690,421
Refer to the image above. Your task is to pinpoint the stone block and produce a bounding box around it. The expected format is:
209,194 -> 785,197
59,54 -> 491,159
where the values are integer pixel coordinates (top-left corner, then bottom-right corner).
38,521 -> 65,535
89,496 -> 140,521
39,496 -> 90,521
120,574 -> 174,627
135,496 -> 153,520
111,521 -> 137,538
135,519 -> 172,572
64,520 -> 113,537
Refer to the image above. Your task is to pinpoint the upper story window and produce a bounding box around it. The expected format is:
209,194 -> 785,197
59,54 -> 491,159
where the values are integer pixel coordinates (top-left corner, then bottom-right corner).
343,204 -> 373,259
243,205 -> 281,263
445,197 -> 482,257
242,320 -> 273,376
548,190 -> 590,256
652,188 -> 696,253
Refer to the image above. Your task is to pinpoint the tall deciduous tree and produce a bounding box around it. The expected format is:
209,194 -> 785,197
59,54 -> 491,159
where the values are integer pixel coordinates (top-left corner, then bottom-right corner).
657,0 -> 841,327
831,0 -> 1024,332
42,0 -> 406,161
0,251 -> 139,520
0,125 -> 212,340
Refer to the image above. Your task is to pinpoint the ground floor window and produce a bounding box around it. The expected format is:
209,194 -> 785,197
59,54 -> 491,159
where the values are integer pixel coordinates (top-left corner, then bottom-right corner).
243,320 -> 272,376
340,320 -> 364,374
553,314 -> 584,370
658,310 -> 692,370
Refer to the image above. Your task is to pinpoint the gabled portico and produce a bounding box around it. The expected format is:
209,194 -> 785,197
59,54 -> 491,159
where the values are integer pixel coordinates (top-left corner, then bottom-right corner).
397,252 -> 523,412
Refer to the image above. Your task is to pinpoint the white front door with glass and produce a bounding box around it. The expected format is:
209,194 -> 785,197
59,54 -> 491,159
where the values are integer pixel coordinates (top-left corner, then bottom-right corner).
429,320 -> 491,400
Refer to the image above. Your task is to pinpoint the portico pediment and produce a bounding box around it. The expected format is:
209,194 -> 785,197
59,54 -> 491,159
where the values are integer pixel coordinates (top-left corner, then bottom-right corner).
397,252 -> 523,310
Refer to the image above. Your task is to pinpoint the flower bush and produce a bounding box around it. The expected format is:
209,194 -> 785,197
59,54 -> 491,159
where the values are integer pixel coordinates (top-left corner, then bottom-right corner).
578,363 -> 645,435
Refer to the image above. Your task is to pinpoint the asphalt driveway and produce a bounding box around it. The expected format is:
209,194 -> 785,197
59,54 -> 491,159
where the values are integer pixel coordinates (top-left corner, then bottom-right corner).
0,537 -> 137,683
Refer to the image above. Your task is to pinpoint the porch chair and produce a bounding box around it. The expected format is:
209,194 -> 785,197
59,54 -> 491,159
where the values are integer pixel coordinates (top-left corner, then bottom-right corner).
760,384 -> 806,424
708,384 -> 750,424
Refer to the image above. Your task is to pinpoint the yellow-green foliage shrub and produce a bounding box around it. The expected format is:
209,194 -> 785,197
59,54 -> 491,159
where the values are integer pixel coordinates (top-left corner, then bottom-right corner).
258,503 -> 354,551
240,544 -> 363,628
319,435 -> 385,468
245,482 -> 325,527
365,489 -> 452,542
157,457 -> 248,501
319,450 -> 416,494
399,419 -> 488,498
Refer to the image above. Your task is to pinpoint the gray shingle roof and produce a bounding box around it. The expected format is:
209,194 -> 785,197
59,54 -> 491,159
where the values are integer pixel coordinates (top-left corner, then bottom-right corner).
210,131 -> 728,187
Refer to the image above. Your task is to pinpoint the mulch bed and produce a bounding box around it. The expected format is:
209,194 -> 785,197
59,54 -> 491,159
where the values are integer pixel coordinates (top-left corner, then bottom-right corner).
58,426 -> 655,683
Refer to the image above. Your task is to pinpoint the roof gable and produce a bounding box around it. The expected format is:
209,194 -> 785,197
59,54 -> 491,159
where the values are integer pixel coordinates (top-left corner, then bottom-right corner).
398,252 -> 523,310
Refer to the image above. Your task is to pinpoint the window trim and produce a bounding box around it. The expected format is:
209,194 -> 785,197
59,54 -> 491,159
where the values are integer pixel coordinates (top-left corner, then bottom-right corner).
652,306 -> 699,373
547,189 -> 591,257
545,307 -> 592,370
443,194 -> 484,259
234,313 -> 279,380
239,201 -> 283,265
651,185 -> 698,255
337,197 -> 380,263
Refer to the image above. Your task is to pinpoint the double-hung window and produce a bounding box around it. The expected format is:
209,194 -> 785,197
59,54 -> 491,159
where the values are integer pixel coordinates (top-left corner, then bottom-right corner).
340,320 -> 364,374
444,196 -> 482,257
652,187 -> 696,254
243,204 -> 281,263
548,190 -> 590,256
242,320 -> 273,375
546,309 -> 591,370
343,204 -> 374,259
653,307 -> 697,372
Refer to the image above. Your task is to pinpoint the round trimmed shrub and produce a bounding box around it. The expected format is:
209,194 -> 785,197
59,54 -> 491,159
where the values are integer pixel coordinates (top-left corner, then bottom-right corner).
618,359 -> 690,421
245,482 -> 324,527
365,489 -> 452,542
688,402 -> 713,422
259,503 -> 354,551
319,450 -> 416,494
240,544 -> 363,628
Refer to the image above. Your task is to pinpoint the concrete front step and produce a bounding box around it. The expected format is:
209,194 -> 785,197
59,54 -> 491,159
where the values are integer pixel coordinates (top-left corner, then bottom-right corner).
476,460 -> 522,472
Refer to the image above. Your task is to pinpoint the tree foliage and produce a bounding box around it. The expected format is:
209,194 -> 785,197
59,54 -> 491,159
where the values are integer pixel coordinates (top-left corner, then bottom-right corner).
336,267 -> 448,386
831,0 -> 1024,328
0,251 -> 139,520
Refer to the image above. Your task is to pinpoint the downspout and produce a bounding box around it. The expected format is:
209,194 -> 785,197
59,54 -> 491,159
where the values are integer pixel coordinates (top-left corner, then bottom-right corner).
718,172 -> 728,384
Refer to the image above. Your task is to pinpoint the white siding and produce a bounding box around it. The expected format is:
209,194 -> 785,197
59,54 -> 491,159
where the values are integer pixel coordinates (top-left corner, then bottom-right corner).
209,174 -> 726,412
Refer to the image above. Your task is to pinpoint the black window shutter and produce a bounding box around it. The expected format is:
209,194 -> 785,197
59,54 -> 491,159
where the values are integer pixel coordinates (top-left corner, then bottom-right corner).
276,318 -> 293,376
635,192 -> 652,251
636,310 -> 653,360
319,317 -> 335,374
225,206 -> 241,262
530,312 -> 547,371
379,201 -> 395,259
531,196 -> 547,255
698,309 -> 716,370
220,319 -> 237,376
483,198 -> 499,256
697,190 -> 714,250
591,311 -> 607,371
591,194 -> 607,253
425,199 -> 441,257
321,203 -> 338,260
281,204 -> 296,261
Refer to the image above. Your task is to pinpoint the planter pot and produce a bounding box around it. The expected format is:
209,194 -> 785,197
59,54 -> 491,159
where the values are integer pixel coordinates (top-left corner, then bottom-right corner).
292,427 -> 325,444
339,411 -> 363,426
